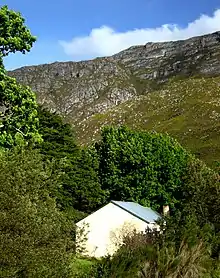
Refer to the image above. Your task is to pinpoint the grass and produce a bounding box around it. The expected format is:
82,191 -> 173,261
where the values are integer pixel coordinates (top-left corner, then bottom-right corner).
70,257 -> 96,278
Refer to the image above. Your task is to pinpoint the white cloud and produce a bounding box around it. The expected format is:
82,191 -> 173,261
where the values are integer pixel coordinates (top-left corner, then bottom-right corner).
59,9 -> 220,59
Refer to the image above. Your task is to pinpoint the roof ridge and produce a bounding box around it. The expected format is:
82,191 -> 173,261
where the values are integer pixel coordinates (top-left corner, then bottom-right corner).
111,200 -> 160,223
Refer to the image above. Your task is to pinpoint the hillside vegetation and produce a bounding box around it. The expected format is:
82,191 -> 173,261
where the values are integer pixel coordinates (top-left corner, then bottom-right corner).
77,76 -> 220,166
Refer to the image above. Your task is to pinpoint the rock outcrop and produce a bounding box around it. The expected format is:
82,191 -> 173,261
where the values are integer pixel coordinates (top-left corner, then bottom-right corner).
8,31 -> 220,122
113,31 -> 220,80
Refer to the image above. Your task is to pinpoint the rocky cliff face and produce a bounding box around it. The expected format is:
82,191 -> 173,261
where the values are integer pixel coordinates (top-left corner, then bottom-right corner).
8,32 -> 220,120
8,57 -> 136,122
8,31 -> 220,165
113,31 -> 220,79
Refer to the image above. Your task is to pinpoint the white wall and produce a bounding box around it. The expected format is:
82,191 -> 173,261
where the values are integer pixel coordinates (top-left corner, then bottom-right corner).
76,203 -> 159,258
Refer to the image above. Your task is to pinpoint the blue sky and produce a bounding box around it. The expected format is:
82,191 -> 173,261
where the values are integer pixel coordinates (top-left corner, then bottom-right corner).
2,0 -> 220,70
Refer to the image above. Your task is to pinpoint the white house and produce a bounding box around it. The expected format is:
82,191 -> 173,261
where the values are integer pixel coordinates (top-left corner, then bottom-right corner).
76,200 -> 161,258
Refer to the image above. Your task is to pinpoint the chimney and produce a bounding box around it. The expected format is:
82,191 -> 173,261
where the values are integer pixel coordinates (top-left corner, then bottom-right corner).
163,205 -> 170,216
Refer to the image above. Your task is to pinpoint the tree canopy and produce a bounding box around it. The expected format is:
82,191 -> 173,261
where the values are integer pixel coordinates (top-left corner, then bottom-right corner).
0,74 -> 41,148
37,106 -> 78,160
61,147 -> 106,213
0,5 -> 36,59
0,5 -> 41,149
94,126 -> 190,210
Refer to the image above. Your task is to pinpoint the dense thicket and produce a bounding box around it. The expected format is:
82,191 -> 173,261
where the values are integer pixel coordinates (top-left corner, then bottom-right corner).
0,149 -> 74,277
37,106 -> 105,214
92,226 -> 218,278
90,155 -> 220,277
0,5 -> 75,277
94,126 -> 190,211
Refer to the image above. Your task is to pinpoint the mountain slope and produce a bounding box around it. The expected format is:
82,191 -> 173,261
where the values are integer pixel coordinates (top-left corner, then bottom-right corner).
8,31 -> 220,166
78,77 -> 220,165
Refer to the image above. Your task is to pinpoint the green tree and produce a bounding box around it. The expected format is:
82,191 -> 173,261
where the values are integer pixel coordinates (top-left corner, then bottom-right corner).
0,73 -> 41,148
0,5 -> 36,60
37,107 -> 105,213
0,148 -> 74,277
179,158 -> 220,259
0,5 -> 41,148
36,107 -> 79,211
37,106 -> 78,160
94,126 -> 190,210
61,147 -> 106,213
181,158 -> 220,228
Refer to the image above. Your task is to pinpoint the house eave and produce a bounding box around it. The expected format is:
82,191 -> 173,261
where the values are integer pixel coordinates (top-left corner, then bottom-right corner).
111,200 -> 152,224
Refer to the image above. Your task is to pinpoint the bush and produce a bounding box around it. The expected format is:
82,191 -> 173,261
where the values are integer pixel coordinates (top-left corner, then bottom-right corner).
0,148 -> 74,277
93,228 -> 213,278
70,257 -> 97,278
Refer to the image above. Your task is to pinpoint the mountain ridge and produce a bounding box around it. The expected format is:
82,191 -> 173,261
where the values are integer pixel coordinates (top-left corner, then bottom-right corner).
8,31 -> 220,165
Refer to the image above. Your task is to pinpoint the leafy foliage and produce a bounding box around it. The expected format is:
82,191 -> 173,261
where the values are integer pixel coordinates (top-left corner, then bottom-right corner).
37,106 -> 78,160
0,149 -> 74,277
37,107 -> 105,214
93,228 -> 212,278
0,5 -> 36,59
88,127 -> 220,277
181,158 -> 220,229
175,158 -> 220,258
0,73 -> 41,148
95,126 -> 190,210
70,257 -> 97,278
61,147 -> 106,213
0,5 -> 41,149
